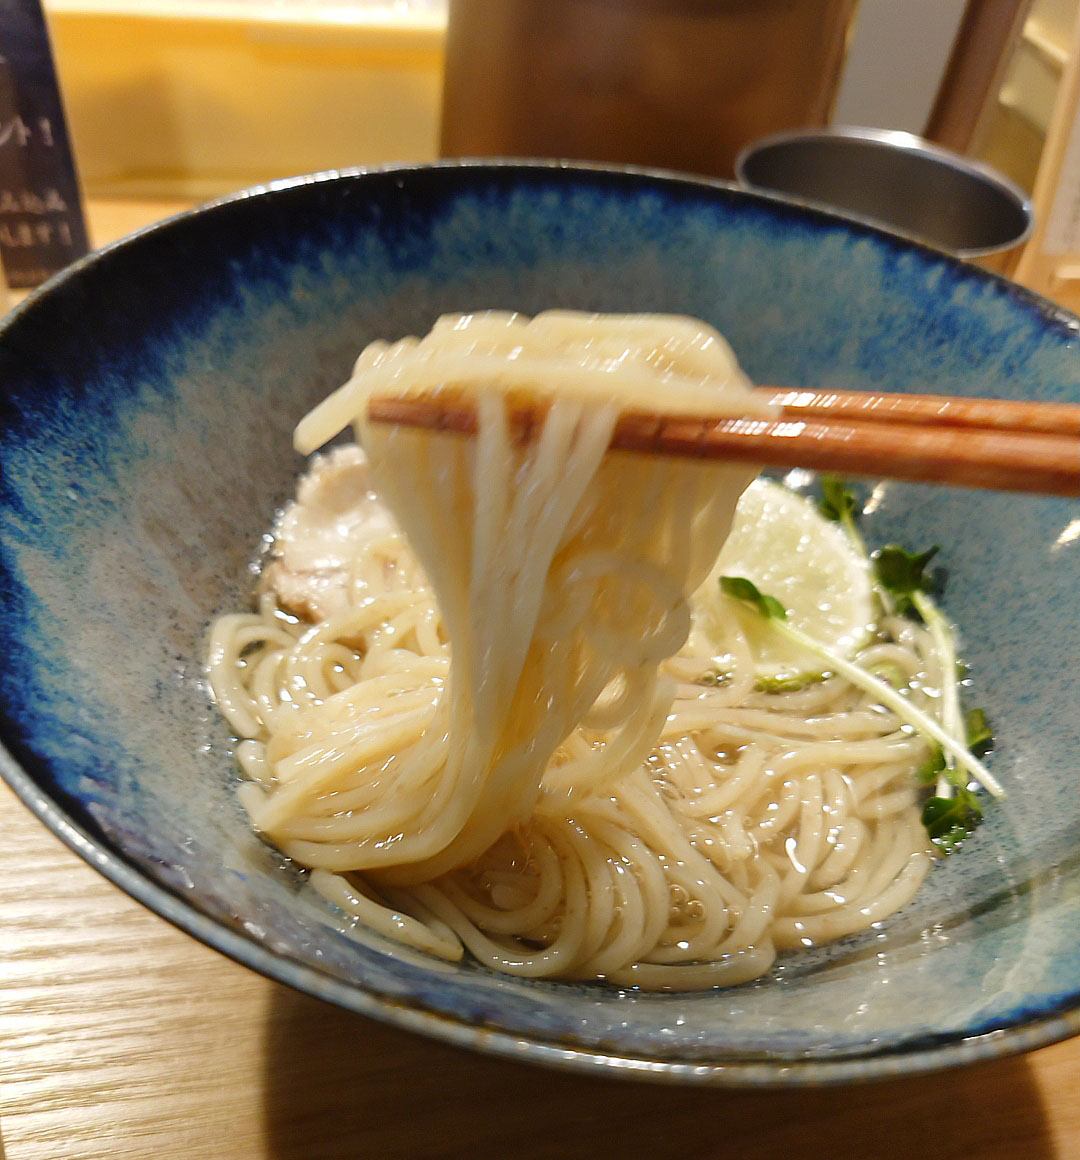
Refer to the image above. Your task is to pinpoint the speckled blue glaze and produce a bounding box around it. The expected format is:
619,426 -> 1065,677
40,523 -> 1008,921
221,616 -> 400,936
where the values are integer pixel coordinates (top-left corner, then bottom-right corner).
1,162 -> 1078,1085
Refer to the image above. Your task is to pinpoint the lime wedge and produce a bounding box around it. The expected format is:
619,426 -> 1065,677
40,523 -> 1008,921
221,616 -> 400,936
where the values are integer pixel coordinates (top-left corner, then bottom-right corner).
691,478 -> 875,685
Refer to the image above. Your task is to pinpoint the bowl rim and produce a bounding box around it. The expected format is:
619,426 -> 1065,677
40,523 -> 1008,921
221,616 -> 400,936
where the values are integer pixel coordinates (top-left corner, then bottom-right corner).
2,158 -> 1078,1086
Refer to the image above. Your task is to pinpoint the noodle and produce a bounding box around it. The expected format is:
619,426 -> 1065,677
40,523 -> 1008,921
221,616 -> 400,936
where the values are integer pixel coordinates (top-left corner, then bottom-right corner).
208,311 -> 934,989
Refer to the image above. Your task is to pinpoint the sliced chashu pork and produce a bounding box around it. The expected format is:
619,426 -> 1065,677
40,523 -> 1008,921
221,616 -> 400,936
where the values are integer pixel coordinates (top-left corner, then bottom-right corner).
261,443 -> 409,622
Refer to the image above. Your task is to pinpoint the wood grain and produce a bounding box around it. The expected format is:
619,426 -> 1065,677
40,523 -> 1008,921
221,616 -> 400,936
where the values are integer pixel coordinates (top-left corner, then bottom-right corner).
1,199 -> 1079,1160
366,394 -> 1080,497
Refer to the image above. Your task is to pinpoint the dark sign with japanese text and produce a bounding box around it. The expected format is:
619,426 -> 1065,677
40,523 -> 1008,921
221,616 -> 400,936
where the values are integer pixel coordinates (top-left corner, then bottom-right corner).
0,0 -> 88,288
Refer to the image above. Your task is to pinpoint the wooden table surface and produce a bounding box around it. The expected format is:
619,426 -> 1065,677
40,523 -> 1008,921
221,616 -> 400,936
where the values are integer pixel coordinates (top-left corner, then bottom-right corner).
2,201 -> 1078,1160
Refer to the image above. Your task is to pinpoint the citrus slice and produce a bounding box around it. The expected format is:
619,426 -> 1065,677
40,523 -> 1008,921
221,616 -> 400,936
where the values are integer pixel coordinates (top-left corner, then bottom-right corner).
691,478 -> 875,685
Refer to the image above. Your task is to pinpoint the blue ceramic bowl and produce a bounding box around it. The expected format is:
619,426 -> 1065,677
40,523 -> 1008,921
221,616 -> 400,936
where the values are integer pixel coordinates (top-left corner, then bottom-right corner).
2,163 -> 1078,1085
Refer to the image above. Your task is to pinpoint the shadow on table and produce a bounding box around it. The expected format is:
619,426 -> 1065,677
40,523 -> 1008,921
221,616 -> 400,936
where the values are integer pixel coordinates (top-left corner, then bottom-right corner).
263,986 -> 1055,1160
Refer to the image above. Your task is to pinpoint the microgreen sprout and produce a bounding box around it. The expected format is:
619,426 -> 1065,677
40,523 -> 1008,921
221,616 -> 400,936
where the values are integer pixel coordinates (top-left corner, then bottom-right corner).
719,575 -> 1003,853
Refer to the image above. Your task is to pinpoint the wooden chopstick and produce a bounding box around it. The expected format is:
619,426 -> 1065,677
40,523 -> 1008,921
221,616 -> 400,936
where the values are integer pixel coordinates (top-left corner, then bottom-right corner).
757,388 -> 1080,437
366,391 -> 1080,498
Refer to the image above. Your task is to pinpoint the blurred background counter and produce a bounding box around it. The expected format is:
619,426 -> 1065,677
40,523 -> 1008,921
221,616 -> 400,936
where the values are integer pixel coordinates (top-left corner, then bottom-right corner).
44,0 -> 446,200
4,0 -> 1071,310
40,0 -> 1079,200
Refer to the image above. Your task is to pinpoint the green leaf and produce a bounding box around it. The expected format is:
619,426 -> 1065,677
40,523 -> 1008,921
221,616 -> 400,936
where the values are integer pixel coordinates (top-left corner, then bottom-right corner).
719,576 -> 787,621
928,821 -> 972,856
915,744 -> 946,784
922,786 -> 982,855
819,477 -> 858,524
867,660 -> 907,689
965,708 -> 994,757
754,671 -> 829,694
872,544 -> 940,618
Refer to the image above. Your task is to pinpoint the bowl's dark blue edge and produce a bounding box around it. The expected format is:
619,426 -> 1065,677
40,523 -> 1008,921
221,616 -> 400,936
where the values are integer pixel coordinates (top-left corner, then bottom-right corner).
2,160 -> 1079,1088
